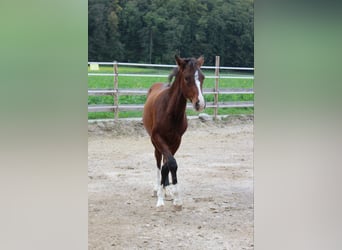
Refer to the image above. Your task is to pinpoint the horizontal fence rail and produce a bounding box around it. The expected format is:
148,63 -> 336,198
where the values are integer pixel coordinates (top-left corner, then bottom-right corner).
88,56 -> 254,120
88,88 -> 254,96
88,73 -> 254,79
88,102 -> 254,112
88,61 -> 255,71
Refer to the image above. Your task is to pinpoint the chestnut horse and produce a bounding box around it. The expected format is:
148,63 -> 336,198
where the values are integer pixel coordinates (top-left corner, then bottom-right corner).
143,55 -> 205,209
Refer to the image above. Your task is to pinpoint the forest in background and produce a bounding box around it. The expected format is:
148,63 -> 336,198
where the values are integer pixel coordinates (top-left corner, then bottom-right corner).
89,0 -> 254,66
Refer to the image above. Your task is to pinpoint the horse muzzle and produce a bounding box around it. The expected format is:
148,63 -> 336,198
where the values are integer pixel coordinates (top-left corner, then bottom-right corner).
193,99 -> 206,112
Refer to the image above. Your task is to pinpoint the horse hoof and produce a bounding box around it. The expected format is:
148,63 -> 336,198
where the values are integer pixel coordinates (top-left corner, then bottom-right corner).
156,199 -> 165,209
156,205 -> 165,212
173,204 -> 182,211
165,195 -> 173,201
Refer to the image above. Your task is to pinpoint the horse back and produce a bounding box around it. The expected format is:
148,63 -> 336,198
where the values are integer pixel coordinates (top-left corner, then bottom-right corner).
146,83 -> 167,99
143,83 -> 169,136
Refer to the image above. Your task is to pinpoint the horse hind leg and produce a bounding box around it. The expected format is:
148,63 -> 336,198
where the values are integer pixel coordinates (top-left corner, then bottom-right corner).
153,149 -> 162,197
153,150 -> 167,209
152,150 -> 170,198
152,168 -> 161,197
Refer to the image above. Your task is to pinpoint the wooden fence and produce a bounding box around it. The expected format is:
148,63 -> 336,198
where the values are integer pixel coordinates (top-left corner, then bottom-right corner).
88,56 -> 254,120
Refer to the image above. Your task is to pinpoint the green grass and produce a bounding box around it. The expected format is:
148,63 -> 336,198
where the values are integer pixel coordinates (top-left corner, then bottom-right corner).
88,66 -> 254,119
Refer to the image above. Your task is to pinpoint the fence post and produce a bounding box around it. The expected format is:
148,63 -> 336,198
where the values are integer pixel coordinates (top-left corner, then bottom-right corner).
113,61 -> 119,120
214,56 -> 220,120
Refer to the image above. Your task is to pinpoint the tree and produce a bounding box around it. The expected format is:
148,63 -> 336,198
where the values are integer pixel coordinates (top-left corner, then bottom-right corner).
89,0 -> 254,66
88,0 -> 123,61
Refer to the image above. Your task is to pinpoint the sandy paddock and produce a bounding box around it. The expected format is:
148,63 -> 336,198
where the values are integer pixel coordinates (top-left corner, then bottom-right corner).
88,116 -> 253,249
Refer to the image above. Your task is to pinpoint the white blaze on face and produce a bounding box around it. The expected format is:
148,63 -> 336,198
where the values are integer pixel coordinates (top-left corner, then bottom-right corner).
194,70 -> 205,111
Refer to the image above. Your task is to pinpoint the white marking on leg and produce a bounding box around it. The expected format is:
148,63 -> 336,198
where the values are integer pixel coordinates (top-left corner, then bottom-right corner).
156,185 -> 165,207
194,70 -> 205,111
165,184 -> 175,200
153,168 -> 161,197
172,184 -> 183,207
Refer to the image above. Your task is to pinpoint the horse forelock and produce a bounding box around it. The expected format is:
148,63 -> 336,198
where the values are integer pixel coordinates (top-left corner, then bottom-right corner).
168,57 -> 204,87
187,58 -> 204,77
184,58 -> 197,69
177,58 -> 199,76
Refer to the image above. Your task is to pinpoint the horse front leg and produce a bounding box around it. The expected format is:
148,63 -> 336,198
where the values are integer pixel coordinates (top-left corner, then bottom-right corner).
167,156 -> 182,210
156,156 -> 182,210
172,183 -> 182,210
151,133 -> 182,210
155,160 -> 170,208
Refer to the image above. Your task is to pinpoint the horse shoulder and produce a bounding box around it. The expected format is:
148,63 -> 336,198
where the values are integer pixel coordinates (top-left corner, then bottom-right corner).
179,115 -> 188,136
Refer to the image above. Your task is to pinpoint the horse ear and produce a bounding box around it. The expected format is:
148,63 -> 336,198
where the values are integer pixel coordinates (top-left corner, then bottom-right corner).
197,56 -> 204,68
175,55 -> 185,68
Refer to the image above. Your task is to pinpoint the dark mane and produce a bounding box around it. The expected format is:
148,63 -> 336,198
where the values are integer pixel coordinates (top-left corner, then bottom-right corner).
168,67 -> 178,84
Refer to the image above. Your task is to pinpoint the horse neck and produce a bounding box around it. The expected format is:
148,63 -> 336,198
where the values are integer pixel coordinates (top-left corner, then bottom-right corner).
167,76 -> 187,117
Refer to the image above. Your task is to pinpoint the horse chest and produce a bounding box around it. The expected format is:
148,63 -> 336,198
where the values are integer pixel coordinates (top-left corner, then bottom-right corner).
163,123 -> 187,144
165,114 -> 187,133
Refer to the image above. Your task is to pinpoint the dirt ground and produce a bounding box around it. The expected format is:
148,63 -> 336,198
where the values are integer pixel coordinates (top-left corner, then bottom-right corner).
88,116 -> 254,250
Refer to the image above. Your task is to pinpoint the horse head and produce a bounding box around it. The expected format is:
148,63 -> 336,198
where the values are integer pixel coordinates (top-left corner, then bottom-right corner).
175,55 -> 206,112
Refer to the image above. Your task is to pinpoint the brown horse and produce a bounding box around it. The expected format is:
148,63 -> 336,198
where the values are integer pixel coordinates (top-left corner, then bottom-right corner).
143,55 -> 205,209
